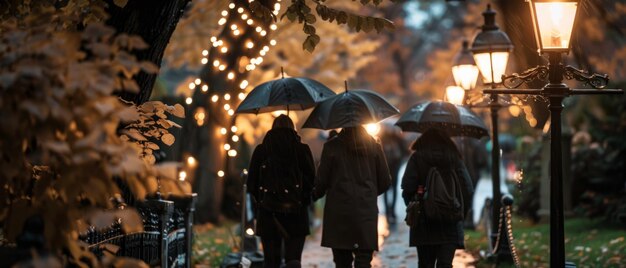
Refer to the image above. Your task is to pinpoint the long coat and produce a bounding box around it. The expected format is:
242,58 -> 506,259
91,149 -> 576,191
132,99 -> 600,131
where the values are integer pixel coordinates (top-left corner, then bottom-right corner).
314,128 -> 392,251
401,150 -> 474,248
247,128 -> 315,238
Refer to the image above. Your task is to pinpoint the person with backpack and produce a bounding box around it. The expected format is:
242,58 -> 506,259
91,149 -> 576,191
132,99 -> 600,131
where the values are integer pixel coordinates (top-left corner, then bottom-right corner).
401,128 -> 474,268
314,126 -> 392,268
247,115 -> 315,268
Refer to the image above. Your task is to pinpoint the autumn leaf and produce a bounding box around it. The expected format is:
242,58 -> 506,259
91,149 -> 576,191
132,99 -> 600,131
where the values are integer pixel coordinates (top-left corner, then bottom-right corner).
171,103 -> 185,118
161,133 -> 175,146
113,0 -> 129,8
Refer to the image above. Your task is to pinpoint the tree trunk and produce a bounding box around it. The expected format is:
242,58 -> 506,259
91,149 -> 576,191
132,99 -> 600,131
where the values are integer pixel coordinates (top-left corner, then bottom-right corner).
106,0 -> 191,104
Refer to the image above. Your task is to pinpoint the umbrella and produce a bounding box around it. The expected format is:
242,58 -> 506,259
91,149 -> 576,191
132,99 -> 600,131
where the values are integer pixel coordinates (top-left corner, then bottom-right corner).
235,69 -> 336,114
395,101 -> 489,139
302,88 -> 399,130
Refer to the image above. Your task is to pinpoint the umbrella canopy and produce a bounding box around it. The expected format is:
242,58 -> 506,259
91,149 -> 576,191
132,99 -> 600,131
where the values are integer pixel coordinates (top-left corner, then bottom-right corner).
302,89 -> 399,130
235,77 -> 336,114
395,101 -> 489,139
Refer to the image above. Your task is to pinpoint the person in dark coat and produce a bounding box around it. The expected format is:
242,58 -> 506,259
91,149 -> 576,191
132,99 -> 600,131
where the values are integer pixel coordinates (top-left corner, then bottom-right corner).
314,126 -> 392,268
247,115 -> 315,268
380,127 -> 408,224
401,129 -> 474,268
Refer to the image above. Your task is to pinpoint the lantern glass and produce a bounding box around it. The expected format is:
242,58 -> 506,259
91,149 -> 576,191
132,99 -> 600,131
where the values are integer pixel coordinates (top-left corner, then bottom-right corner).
473,51 -> 510,85
530,1 -> 578,51
445,86 -> 466,105
452,64 -> 479,90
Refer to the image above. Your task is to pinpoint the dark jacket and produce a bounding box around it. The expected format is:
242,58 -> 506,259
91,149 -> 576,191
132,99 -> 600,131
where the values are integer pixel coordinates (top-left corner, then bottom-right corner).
401,150 -> 474,248
247,128 -> 315,238
314,127 -> 392,250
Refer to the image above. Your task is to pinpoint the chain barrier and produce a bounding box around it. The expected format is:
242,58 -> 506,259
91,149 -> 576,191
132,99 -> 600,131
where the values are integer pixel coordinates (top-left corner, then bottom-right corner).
490,201 -> 521,267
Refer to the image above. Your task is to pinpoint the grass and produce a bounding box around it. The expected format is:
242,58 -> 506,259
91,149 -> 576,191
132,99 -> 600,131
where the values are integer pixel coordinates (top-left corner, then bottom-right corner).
464,217 -> 626,268
192,221 -> 239,267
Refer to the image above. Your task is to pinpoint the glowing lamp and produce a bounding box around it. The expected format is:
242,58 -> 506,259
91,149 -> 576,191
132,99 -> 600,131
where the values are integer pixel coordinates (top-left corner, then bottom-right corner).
470,5 -> 514,86
364,123 -> 380,137
527,0 -> 579,53
445,86 -> 465,105
452,40 -> 479,90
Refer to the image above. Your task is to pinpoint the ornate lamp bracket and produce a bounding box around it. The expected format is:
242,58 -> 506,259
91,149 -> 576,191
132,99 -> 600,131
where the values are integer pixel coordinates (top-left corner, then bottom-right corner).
502,66 -> 548,89
564,65 -> 609,89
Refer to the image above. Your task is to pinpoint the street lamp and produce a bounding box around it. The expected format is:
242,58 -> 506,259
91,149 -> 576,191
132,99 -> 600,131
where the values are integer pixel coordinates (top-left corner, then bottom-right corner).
445,86 -> 465,105
470,4 -> 514,262
483,0 -> 623,267
452,40 -> 479,91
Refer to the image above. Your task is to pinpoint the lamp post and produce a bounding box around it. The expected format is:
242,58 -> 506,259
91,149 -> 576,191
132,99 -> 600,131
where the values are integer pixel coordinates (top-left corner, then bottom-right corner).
483,0 -> 623,267
468,4 -> 514,262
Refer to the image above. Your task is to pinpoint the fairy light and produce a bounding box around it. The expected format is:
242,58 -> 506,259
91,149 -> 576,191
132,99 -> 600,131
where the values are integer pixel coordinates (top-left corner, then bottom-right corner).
220,128 -> 227,135
260,30 -> 267,36
179,171 -> 187,181
270,40 -> 277,46
212,41 -> 219,47
239,80 -> 248,89
201,85 -> 209,92
233,29 -> 241,36
238,93 -> 246,100
218,18 -> 227,25
263,46 -> 269,52
218,170 -> 225,177
201,58 -> 208,64
246,42 -> 254,49
210,36 -> 217,43
260,50 -> 266,56
228,3 -> 235,9
221,47 -> 228,53
230,24 -> 238,30
224,103 -> 231,110
185,97 -> 193,105
255,26 -> 262,32
246,19 -> 253,25
241,14 -> 248,20
211,95 -> 219,102
231,126 -> 238,132
232,135 -> 239,142
224,93 -> 231,100
213,60 -> 220,67
187,156 -> 197,167
202,50 -> 209,56
270,24 -> 277,31
188,82 -> 196,90
227,109 -> 235,116
227,72 -> 235,79
218,65 -> 226,71
237,7 -> 244,13
224,143 -> 231,150
194,78 -> 201,85
228,149 -> 237,157
256,57 -> 263,64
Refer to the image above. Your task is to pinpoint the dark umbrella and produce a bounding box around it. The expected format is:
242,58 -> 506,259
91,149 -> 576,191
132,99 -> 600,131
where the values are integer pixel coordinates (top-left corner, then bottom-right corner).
395,101 -> 489,139
302,87 -> 399,130
235,69 -> 336,114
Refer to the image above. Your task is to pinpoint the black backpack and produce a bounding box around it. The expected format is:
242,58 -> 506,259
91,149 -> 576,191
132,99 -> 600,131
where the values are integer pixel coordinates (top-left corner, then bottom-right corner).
258,146 -> 304,213
422,166 -> 464,222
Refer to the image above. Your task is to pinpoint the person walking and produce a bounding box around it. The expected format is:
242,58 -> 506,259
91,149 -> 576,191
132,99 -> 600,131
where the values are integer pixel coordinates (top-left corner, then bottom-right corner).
247,115 -> 315,268
314,126 -> 392,268
380,127 -> 408,224
401,129 -> 474,268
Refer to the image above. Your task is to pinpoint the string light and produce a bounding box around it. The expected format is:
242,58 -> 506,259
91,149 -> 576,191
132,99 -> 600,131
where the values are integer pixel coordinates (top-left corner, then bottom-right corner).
233,29 -> 241,36
221,10 -> 228,16
201,58 -> 208,64
224,103 -> 231,110
260,30 -> 267,36
270,40 -> 277,46
238,93 -> 246,100
232,135 -> 239,142
195,78 -> 201,85
228,149 -> 237,157
201,85 -> 209,92
218,65 -> 226,71
185,97 -> 193,105
241,14 -> 248,20
227,109 -> 235,116
210,36 -> 217,43
237,7 -> 244,13
202,50 -> 209,56
260,50 -> 266,56
255,26 -> 262,32
220,128 -> 227,135
239,80 -> 248,89
179,171 -> 187,181
218,170 -> 225,177
221,47 -> 228,53
246,42 -> 254,49
224,93 -> 231,100
231,126 -> 238,132
224,143 -> 231,150
227,72 -> 235,79
211,95 -> 219,102
246,19 -> 253,25
270,24 -> 277,31
263,46 -> 269,52
187,156 -> 197,167
218,18 -> 227,25
231,24 -> 238,30
229,3 -> 235,9
188,82 -> 196,89
213,60 -> 220,67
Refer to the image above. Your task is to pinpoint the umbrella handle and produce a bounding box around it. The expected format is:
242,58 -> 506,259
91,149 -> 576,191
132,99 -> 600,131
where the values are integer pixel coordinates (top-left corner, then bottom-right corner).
344,80 -> 348,93
281,67 -> 285,79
